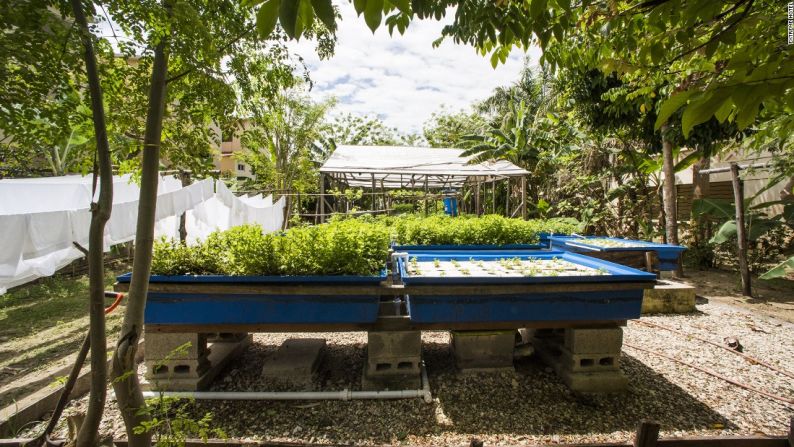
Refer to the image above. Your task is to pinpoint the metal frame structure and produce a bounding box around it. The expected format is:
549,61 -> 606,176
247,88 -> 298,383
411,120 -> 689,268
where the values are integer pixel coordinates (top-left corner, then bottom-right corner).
317,145 -> 530,221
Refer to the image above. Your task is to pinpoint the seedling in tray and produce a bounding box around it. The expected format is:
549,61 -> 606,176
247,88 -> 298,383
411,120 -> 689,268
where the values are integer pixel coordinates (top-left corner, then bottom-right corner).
406,257 -> 610,278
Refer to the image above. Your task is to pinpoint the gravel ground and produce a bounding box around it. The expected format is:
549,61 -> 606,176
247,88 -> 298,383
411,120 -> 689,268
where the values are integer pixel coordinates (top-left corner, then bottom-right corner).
20,301 -> 794,445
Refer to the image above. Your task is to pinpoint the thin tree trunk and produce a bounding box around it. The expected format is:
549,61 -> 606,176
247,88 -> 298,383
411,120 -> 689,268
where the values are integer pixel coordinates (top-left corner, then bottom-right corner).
112,6 -> 171,445
661,126 -> 678,246
70,0 -> 113,444
661,126 -> 684,276
692,155 -> 711,248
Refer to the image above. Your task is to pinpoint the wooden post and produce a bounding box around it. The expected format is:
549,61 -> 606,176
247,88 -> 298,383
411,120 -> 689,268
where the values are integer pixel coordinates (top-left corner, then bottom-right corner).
520,176 -> 527,220
319,174 -> 325,223
731,163 -> 752,297
633,421 -> 660,447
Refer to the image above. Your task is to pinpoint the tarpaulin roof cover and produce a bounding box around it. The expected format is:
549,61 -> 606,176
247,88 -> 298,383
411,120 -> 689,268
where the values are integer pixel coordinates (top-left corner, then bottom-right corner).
319,145 -> 528,188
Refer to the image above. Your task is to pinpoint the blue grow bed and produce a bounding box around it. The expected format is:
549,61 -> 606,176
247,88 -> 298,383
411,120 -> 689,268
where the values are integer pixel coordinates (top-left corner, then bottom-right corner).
548,236 -> 686,271
117,271 -> 386,325
397,250 -> 655,324
393,243 -> 545,252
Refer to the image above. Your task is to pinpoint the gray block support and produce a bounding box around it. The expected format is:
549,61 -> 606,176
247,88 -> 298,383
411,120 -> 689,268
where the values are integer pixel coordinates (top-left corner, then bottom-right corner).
643,280 -> 696,314
363,331 -> 421,390
262,338 -> 326,389
451,330 -> 516,372
144,331 -> 251,391
533,326 -> 627,393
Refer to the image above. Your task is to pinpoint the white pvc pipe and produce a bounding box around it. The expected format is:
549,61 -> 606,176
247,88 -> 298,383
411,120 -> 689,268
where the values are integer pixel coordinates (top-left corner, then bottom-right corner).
143,362 -> 433,404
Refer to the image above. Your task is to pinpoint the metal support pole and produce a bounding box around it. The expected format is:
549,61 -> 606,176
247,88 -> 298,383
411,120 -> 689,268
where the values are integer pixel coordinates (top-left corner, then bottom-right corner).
371,174 -> 377,211
505,177 -> 510,217
319,174 -> 325,223
424,177 -> 429,216
520,176 -> 527,220
491,179 -> 496,214
731,163 -> 752,297
475,182 -> 481,216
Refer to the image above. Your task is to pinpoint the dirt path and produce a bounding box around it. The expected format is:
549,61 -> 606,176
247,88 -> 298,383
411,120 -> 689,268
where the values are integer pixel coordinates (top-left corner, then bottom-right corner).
676,268 -> 794,323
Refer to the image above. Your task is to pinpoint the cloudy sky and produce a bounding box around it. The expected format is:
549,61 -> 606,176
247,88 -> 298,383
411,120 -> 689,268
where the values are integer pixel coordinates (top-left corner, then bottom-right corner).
288,7 -> 539,134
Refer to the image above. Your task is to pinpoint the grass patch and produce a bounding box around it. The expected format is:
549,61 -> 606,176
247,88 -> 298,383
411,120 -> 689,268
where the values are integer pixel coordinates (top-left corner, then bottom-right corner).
0,268 -> 123,339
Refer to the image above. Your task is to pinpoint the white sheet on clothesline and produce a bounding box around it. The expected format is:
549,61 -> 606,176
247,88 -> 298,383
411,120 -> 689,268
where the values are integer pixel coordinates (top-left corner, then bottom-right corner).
0,175 -> 286,293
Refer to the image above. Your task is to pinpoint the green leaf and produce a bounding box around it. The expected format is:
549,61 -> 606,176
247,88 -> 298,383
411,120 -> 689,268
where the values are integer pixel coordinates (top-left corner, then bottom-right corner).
673,150 -> 702,172
654,90 -> 694,129
364,0 -> 384,31
710,220 -> 736,244
713,94 -> 734,122
353,0 -> 367,15
256,0 -> 281,38
297,0 -> 313,36
311,0 -> 336,31
692,198 -> 735,220
530,0 -> 547,22
735,94 -> 763,130
681,91 -> 730,137
279,0 -> 301,38
760,256 -> 794,280
389,0 -> 410,13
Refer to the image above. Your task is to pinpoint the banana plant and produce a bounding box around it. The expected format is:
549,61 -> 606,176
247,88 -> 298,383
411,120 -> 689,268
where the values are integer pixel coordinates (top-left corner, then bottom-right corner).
692,184 -> 794,279
46,127 -> 90,176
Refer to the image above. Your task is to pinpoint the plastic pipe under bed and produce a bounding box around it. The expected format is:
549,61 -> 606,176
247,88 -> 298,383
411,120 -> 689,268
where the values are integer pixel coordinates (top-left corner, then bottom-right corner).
142,361 -> 433,404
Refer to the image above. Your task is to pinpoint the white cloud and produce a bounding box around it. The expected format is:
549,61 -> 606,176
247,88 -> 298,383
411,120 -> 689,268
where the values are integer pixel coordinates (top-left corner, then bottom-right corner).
288,6 -> 538,134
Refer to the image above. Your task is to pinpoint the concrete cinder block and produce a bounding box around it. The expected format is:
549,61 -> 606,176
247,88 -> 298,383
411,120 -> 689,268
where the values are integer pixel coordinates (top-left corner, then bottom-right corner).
562,370 -> 628,393
145,332 -> 209,361
642,280 -> 696,314
564,327 -> 623,354
533,330 -> 626,393
363,331 -> 422,390
145,357 -> 210,380
451,330 -> 516,371
206,332 -> 249,343
262,338 -> 326,388
367,331 -> 421,359
557,347 -> 621,373
144,333 -> 252,392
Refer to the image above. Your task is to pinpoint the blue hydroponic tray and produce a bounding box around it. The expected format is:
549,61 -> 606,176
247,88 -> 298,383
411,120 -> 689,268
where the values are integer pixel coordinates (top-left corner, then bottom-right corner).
548,236 -> 686,271
396,250 -> 655,324
393,243 -> 545,253
117,271 -> 386,284
118,270 -> 386,325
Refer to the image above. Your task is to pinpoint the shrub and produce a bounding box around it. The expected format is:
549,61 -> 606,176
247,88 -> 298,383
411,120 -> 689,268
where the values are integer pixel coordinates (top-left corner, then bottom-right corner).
151,220 -> 390,277
388,214 -> 579,245
150,214 -> 581,276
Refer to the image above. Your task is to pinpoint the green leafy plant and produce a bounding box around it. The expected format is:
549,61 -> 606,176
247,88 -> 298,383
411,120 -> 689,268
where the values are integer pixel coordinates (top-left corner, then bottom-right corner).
693,197 -> 793,276
152,219 -> 389,276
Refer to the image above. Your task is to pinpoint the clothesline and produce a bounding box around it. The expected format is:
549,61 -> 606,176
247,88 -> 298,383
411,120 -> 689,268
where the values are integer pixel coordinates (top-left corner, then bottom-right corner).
0,174 -> 285,294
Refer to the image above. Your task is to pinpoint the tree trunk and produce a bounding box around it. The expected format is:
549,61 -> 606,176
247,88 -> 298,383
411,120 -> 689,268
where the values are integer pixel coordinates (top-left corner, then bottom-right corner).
661,126 -> 678,246
112,7 -> 171,445
70,0 -> 113,444
692,155 -> 711,245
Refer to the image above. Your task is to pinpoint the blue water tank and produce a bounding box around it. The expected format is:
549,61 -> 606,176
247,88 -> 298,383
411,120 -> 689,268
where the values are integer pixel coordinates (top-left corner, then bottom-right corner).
443,197 -> 458,216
